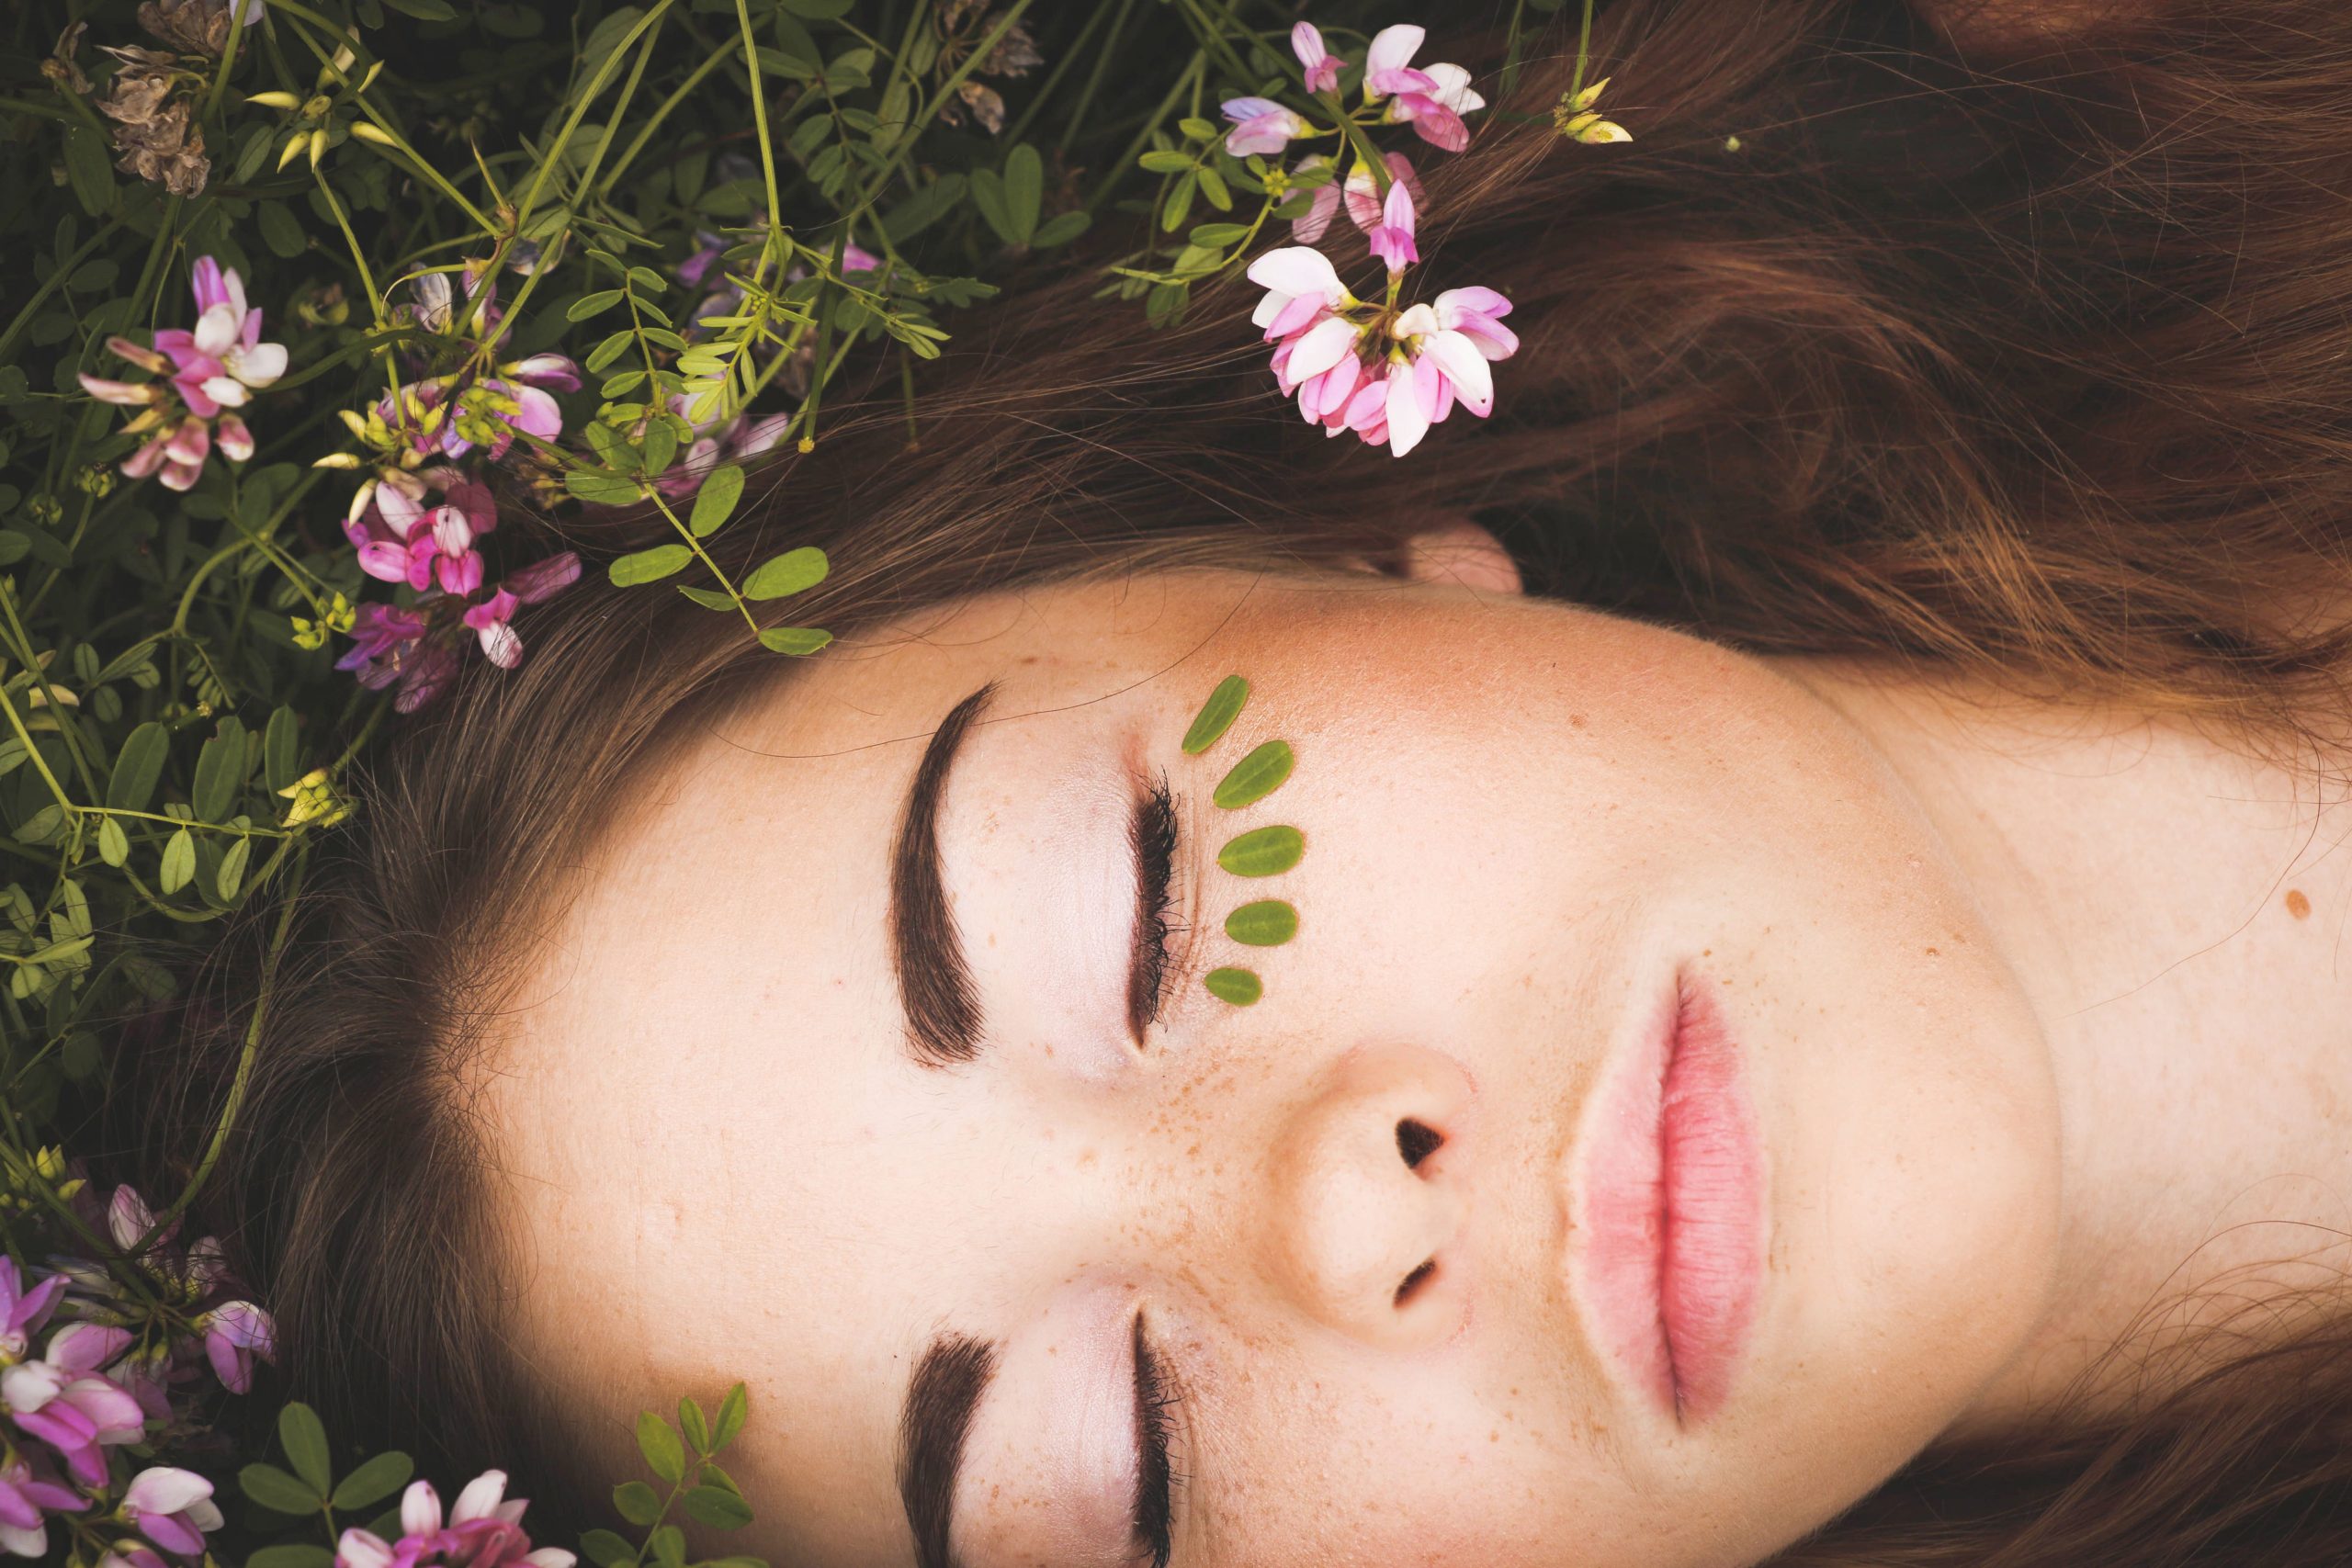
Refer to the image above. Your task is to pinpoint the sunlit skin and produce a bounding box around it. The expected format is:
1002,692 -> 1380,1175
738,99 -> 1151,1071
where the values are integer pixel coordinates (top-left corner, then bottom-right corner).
484,529 -> 2352,1568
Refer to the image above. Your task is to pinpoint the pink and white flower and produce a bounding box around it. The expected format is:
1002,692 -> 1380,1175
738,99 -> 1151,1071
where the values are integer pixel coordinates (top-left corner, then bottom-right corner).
335,1472 -> 575,1568
1364,175 -> 1419,274
1292,22 -> 1342,94
461,551 -> 582,670
1220,96 -> 1312,157
1361,25 -> 1482,152
1341,152 -> 1423,234
119,1468 -> 222,1560
80,256 -> 284,489
0,1457 -> 85,1560
0,1261 -> 63,1361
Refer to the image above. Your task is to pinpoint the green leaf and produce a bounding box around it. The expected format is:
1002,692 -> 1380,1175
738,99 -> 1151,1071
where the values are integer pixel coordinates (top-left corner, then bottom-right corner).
107,721 -> 168,811
608,545 -> 693,586
1212,739 -> 1294,809
63,125 -> 114,217
678,585 -> 736,610
264,705 -> 301,792
257,200 -> 308,259
216,836 -> 253,901
757,626 -> 832,656
331,1450 -> 414,1512
1196,162 -> 1232,211
379,0 -> 458,17
580,1529 -> 636,1568
1003,144 -> 1043,243
612,1479 -> 662,1527
192,717 -> 247,822
0,533 -> 28,567
247,1547 -> 336,1568
1033,209 -> 1092,248
1160,171 -> 1197,231
240,1461 -> 321,1514
565,468 -> 642,506
649,1525 -> 687,1568
568,289 -> 627,321
1181,674 -> 1249,754
967,168 -> 1015,246
1188,221 -> 1250,248
683,1485 -> 754,1529
1217,824 -> 1304,877
713,1382 -> 749,1450
279,1402 -> 334,1495
96,817 -> 129,868
742,546 -> 828,601
679,1396 -> 710,1454
14,806 -> 63,846
1138,150 -> 1194,174
1204,966 -> 1263,1005
638,1410 -> 685,1484
691,464 -> 744,536
159,828 -> 196,895
1224,898 -> 1298,946
780,0 -> 853,16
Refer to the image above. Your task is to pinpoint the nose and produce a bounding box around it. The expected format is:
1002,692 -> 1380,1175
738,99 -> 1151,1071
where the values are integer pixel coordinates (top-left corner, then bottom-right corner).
1261,1042 -> 1476,1349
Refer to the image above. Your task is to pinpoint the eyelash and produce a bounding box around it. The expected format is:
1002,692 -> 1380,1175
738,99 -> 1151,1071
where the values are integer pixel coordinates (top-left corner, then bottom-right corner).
1126,775 -> 1182,1043
1132,1314 -> 1183,1568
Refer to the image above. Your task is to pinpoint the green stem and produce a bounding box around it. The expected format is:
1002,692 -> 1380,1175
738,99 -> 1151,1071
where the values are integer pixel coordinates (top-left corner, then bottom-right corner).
732,0 -> 786,287
143,846 -> 310,1244
593,39 -> 738,200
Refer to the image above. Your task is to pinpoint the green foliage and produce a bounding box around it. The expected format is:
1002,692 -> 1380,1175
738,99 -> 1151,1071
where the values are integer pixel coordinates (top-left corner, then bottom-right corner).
1213,739 -> 1295,809
1217,823 -> 1304,876
1181,673 -> 1249,754
1223,897 -> 1299,946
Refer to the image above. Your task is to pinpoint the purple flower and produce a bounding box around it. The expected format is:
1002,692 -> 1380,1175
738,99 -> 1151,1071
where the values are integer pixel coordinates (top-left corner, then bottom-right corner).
0,1261 -> 65,1361
0,1456 -> 85,1560
1221,96 -> 1310,157
463,552 -> 581,670
1293,22 -> 1342,94
1364,175 -> 1419,274
336,1472 -> 576,1568
120,1467 -> 222,1559
79,255 -> 282,491
199,1301 -> 273,1395
349,469 -> 498,596
653,396 -> 794,499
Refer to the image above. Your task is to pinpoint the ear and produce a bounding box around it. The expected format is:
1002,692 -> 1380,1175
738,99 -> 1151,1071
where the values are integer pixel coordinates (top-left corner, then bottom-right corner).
1387,520 -> 1524,596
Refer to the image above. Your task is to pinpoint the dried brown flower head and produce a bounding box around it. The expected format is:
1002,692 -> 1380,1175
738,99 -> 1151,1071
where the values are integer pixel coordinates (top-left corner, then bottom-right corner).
41,22 -> 92,95
139,0 -> 250,58
932,6 -> 1042,136
96,46 -> 209,195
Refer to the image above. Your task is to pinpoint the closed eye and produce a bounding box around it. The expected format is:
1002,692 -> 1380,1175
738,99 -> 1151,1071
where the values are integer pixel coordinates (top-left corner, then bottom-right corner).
1126,774 -> 1182,1044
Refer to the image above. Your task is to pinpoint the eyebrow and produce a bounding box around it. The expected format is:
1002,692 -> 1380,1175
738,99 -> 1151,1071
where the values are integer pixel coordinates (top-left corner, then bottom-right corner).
899,1334 -> 999,1568
889,682 -> 998,1068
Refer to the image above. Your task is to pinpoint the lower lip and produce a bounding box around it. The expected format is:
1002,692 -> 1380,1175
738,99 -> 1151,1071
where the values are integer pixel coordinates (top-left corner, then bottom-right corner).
1572,970 -> 1767,1425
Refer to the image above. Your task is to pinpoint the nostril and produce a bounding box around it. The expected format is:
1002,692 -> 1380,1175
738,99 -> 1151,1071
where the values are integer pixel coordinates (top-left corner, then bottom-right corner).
1394,1258 -> 1438,1308
1396,1118 -> 1443,1170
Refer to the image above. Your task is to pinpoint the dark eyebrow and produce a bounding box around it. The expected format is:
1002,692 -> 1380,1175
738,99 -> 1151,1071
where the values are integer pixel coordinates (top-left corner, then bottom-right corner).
889,682 -> 997,1068
899,1333 -> 999,1568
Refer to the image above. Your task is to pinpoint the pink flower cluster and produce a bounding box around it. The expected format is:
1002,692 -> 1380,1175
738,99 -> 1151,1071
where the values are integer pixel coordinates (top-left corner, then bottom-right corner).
327,264 -> 588,710
1247,199 -> 1519,458
337,468 -> 580,709
0,1186 -> 274,1563
80,257 -> 288,491
335,1472 -> 574,1568
1222,23 -> 1485,157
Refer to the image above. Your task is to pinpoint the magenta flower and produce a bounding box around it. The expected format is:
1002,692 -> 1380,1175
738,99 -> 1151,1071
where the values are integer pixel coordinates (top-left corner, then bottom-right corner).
3,1351 -> 145,1486
1293,22 -> 1342,94
79,255 -> 282,491
336,1472 -> 576,1568
653,396 -> 794,499
198,1300 -> 274,1395
0,1261 -> 64,1361
120,1468 -> 222,1560
1362,25 -> 1482,152
1221,96 -> 1311,157
1364,176 -> 1419,273
348,468 -> 496,594
1286,155 -> 1342,243
462,550 -> 582,670
336,603 -> 449,711
1248,245 -> 1354,343
0,1457 -> 85,1560
1340,152 -> 1423,234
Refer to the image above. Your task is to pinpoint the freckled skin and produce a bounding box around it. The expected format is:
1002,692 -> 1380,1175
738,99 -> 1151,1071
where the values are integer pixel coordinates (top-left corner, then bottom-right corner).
485,565 -> 2069,1568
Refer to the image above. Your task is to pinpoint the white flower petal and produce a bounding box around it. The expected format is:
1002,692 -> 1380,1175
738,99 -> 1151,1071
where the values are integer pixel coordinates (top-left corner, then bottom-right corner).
1285,316 -> 1359,386
199,376 -> 250,409
1364,25 -> 1424,82
450,1470 -> 507,1526
401,1480 -> 443,1539
1243,247 -> 1342,305
233,341 -> 288,386
192,303 -> 241,358
1422,330 -> 1493,415
125,1467 -> 213,1517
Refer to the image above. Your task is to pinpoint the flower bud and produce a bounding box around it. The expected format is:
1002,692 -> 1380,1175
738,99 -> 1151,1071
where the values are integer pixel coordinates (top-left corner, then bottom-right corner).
349,121 -> 395,147
244,90 -> 300,110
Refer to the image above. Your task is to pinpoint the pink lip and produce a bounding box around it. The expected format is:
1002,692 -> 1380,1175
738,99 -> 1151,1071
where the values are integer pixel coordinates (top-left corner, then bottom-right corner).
1570,969 -> 1767,1425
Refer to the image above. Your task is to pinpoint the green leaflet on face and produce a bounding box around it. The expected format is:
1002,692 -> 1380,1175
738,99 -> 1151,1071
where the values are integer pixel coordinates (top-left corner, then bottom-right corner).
1224,899 -> 1298,946
1217,823 -> 1304,877
1212,739 -> 1294,810
1182,674 -> 1250,754
1204,966 -> 1263,1005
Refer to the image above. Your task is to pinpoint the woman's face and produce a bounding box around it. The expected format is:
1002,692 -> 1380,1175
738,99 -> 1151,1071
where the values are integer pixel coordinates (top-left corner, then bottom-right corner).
488,558 -> 2064,1568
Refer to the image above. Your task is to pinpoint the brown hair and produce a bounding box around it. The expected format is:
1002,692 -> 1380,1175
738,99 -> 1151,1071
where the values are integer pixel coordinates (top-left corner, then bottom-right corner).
139,0 -> 2352,1559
